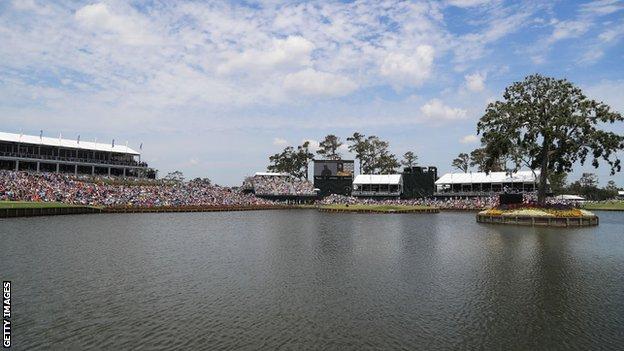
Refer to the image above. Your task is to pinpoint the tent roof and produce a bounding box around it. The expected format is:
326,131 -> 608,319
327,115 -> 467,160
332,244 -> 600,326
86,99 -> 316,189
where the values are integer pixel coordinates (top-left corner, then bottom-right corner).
435,171 -> 539,185
0,131 -> 140,155
353,174 -> 402,185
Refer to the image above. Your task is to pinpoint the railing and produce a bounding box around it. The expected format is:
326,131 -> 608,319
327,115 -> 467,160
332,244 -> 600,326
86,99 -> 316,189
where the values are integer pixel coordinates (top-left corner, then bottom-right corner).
0,151 -> 148,167
352,190 -> 402,196
434,191 -> 537,197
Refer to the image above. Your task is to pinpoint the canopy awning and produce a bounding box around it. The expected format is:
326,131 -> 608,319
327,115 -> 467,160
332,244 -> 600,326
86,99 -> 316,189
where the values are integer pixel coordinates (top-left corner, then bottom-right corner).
435,171 -> 539,185
353,174 -> 402,185
0,131 -> 140,155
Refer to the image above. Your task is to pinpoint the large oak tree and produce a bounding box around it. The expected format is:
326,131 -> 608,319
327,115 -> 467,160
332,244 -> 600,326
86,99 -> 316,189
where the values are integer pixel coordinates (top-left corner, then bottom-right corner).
477,74 -> 624,205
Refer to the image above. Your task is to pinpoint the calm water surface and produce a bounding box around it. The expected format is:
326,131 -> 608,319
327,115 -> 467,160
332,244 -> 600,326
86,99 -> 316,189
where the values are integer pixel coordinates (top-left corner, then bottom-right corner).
1,210 -> 623,350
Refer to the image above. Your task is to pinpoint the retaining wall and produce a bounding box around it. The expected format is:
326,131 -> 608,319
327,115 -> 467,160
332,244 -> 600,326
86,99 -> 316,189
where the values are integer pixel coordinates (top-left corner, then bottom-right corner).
476,214 -> 599,227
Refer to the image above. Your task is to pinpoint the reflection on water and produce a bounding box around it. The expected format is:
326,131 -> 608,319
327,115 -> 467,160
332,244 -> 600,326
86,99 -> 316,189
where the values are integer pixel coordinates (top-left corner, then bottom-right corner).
1,210 -> 623,350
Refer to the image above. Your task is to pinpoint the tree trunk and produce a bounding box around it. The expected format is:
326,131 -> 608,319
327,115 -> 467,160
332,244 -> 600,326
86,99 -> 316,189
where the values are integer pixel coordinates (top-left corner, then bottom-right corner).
537,141 -> 550,206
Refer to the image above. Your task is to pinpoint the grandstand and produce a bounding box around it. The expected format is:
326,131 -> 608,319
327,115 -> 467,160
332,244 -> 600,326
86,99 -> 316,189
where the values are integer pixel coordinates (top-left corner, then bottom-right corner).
352,174 -> 403,198
243,172 -> 318,202
0,131 -> 155,178
434,170 -> 540,197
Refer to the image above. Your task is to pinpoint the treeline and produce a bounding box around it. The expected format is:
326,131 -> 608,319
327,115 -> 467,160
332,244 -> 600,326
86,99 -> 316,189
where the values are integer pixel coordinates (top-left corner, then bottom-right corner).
450,149 -> 506,173
550,172 -> 621,200
267,133 -> 418,179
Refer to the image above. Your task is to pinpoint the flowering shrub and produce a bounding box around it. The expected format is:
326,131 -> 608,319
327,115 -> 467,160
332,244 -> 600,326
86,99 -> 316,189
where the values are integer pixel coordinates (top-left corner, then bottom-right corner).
482,207 -> 588,218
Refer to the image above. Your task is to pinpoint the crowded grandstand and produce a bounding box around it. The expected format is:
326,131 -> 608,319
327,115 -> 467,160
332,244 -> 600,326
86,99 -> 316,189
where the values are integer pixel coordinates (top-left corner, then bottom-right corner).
0,170 -> 271,207
243,172 -> 317,197
0,169 -> 586,210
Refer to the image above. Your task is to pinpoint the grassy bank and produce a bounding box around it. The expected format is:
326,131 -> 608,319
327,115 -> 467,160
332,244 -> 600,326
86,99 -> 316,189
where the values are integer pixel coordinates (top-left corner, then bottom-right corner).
0,201 -> 83,209
582,201 -> 624,211
321,204 -> 436,212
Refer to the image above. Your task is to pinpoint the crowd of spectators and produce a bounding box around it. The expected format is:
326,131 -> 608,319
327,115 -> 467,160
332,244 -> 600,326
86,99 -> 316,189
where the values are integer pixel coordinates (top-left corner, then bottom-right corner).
0,170 -> 272,207
320,193 -> 576,210
319,194 -> 497,210
244,175 -> 316,196
2,170 -> 578,210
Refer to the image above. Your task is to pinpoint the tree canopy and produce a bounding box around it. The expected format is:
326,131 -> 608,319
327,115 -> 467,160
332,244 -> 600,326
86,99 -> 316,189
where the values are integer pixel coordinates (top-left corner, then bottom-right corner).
452,153 -> 470,173
267,141 -> 314,179
401,151 -> 418,168
469,148 -> 505,172
316,134 -> 343,160
346,133 -> 399,174
476,74 -> 624,204
567,173 -> 618,201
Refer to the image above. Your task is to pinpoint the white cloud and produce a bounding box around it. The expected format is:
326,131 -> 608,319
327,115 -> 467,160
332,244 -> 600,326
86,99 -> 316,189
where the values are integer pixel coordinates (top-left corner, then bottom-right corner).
217,36 -> 314,75
420,99 -> 468,121
580,50 -> 605,64
11,0 -> 53,14
548,20 -> 591,44
447,0 -> 494,8
464,72 -> 487,92
529,18 -> 593,64
460,134 -> 479,144
380,45 -> 435,89
283,69 -> 357,97
75,3 -> 158,45
580,0 -> 624,15
273,137 -> 288,146
598,24 -> 624,43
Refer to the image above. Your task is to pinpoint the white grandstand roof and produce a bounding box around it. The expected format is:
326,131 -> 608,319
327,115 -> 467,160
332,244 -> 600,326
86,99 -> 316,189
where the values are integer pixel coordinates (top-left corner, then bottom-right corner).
0,131 -> 140,155
435,171 -> 539,185
353,174 -> 402,185
254,172 -> 290,177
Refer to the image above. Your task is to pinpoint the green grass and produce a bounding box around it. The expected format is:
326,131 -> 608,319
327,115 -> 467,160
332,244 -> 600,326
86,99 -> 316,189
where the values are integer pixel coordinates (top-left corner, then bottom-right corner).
321,204 -> 435,212
0,201 -> 83,209
582,201 -> 624,211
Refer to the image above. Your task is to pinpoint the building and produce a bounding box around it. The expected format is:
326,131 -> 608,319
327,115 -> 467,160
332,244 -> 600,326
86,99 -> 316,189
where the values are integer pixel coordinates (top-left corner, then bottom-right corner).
401,166 -> 437,198
435,170 -> 540,197
617,191 -> 624,200
313,159 -> 354,197
352,174 -> 403,198
0,131 -> 155,178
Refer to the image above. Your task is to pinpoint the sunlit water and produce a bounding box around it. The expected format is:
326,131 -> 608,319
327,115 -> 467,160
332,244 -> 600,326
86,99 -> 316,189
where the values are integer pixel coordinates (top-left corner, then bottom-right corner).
1,210 -> 623,350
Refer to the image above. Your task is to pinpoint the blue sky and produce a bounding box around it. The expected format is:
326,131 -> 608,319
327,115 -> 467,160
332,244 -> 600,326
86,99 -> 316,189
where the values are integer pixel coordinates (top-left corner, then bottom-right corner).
1,0 -> 623,186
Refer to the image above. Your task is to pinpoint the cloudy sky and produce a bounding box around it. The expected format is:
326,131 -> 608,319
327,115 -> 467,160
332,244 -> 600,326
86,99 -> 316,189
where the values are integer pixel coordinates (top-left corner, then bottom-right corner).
1,0 -> 623,185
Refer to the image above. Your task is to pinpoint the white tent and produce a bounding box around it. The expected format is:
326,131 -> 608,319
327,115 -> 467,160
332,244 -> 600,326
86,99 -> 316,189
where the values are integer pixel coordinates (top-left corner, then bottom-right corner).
352,174 -> 403,197
353,174 -> 402,185
435,171 -> 539,185
435,170 -> 540,194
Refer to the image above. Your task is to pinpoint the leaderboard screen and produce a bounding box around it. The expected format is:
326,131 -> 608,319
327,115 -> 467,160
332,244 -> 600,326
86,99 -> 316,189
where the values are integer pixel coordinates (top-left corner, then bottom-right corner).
313,160 -> 354,178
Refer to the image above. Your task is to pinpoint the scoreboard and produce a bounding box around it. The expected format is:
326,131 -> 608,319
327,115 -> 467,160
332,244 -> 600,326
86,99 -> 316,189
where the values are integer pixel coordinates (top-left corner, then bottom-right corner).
313,160 -> 354,197
313,160 -> 354,178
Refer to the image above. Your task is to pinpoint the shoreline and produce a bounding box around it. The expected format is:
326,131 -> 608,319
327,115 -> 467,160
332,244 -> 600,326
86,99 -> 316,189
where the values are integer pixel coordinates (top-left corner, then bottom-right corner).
2,201 -> 622,219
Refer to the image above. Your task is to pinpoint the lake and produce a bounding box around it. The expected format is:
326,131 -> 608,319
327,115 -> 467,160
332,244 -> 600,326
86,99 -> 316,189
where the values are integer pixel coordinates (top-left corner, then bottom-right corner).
1,210 -> 623,350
